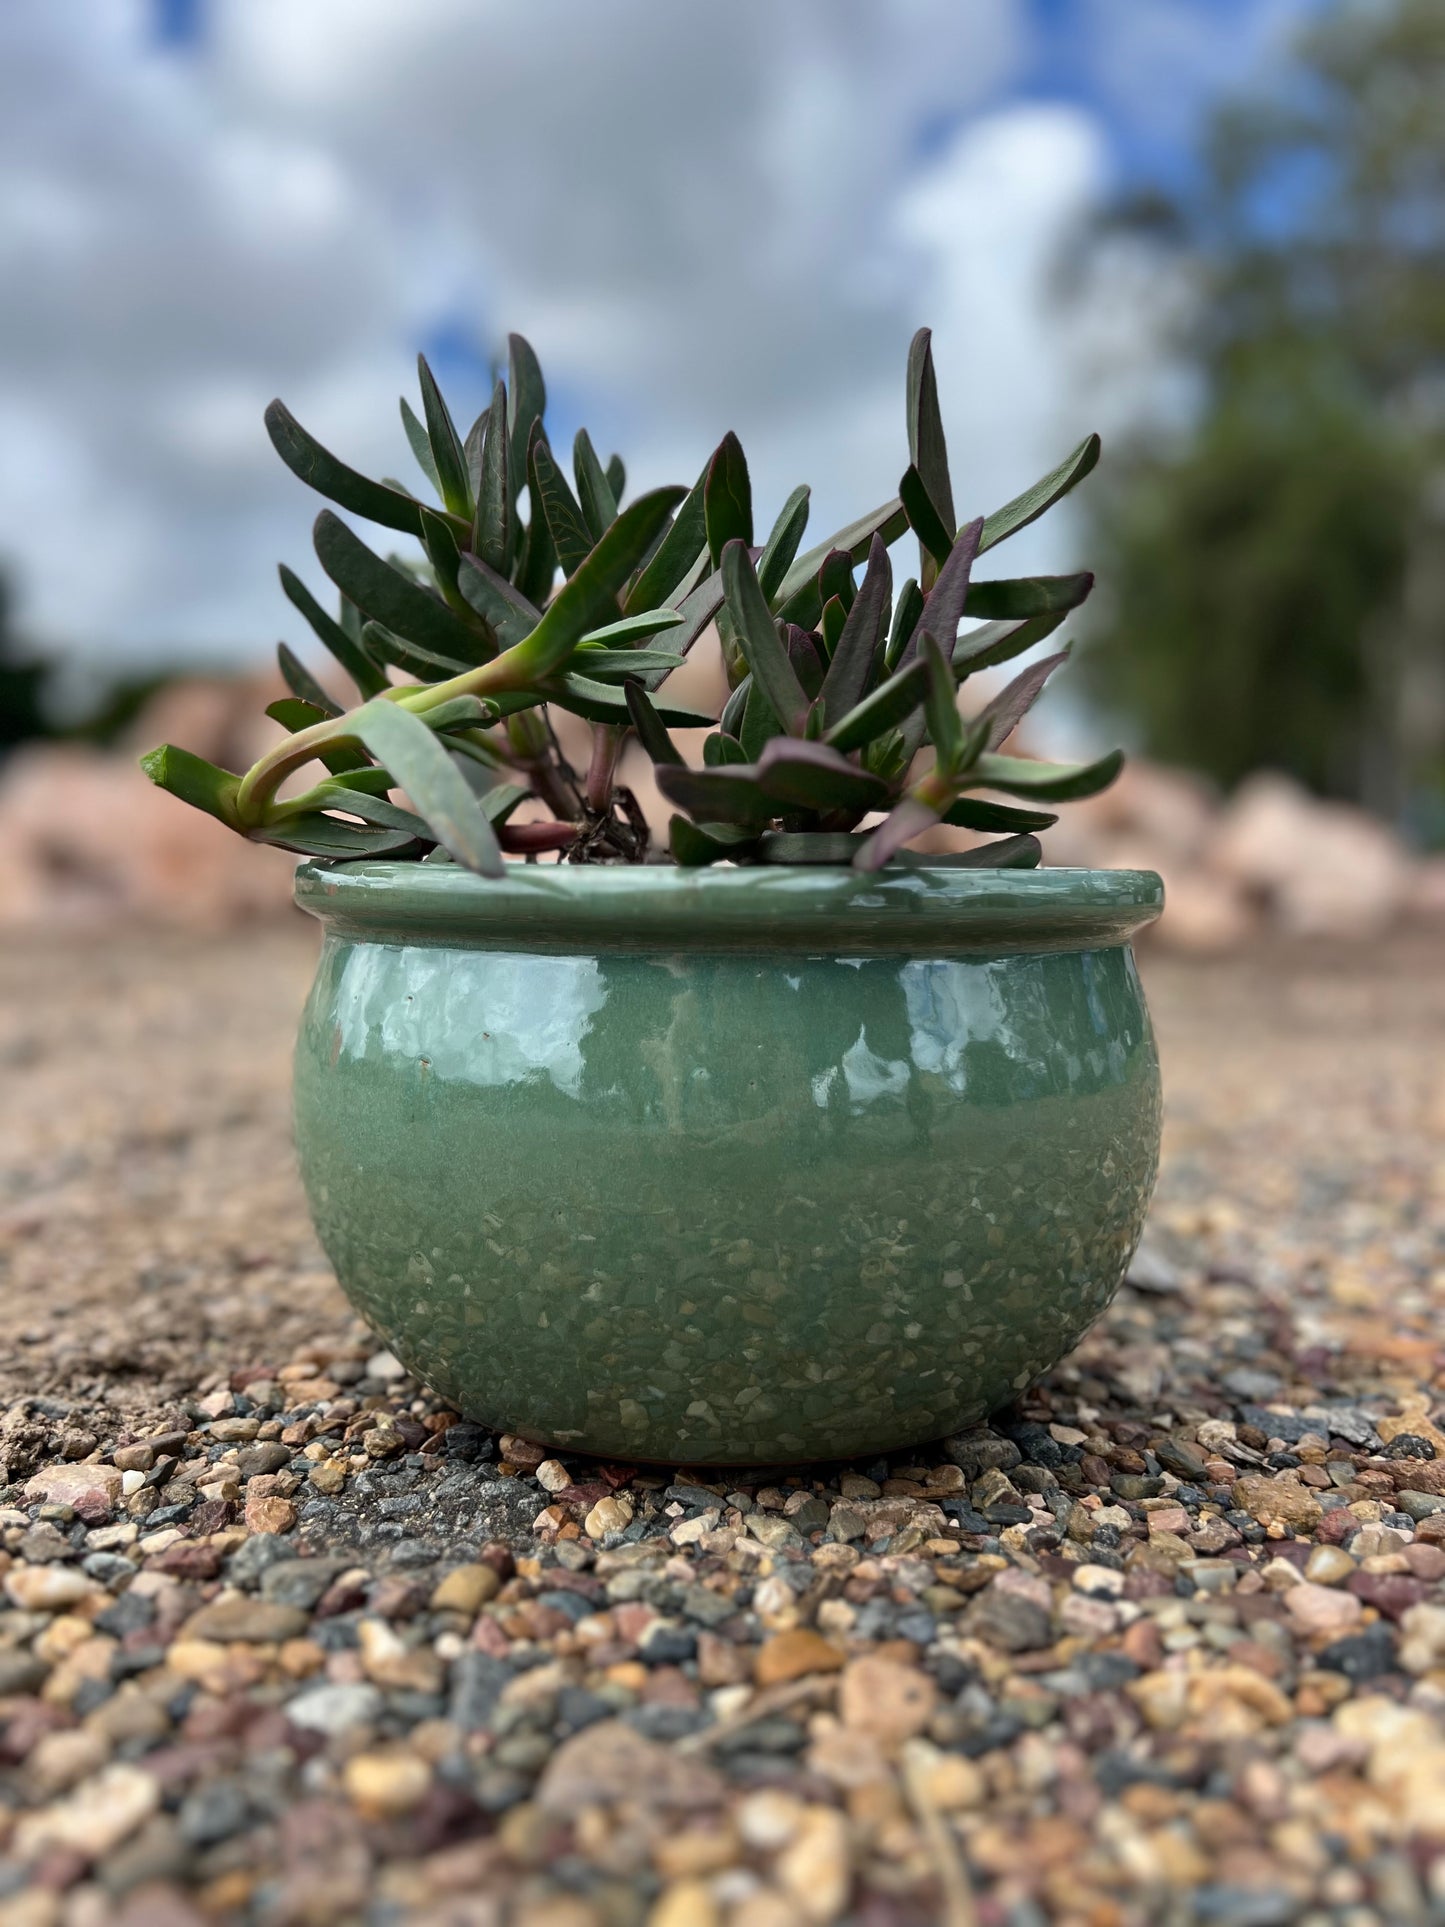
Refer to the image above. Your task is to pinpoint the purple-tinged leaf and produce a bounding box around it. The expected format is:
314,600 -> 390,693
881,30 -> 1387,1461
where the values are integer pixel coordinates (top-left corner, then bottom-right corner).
823,657 -> 928,754
473,378 -> 512,572
721,540 -> 810,736
978,648 -> 1071,751
779,496 -> 908,614
456,551 -> 540,651
903,517 -> 984,667
754,738 -> 890,816
670,816 -> 757,866
820,534 -> 891,727
852,796 -> 943,873
952,607 -> 1068,677
784,624 -> 826,701
655,763 -> 776,830
920,633 -> 965,772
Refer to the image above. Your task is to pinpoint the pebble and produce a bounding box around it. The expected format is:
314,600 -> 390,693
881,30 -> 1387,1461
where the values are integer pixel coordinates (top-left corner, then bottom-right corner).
584,1494 -> 634,1539
1304,1544 -> 1357,1586
430,1562 -> 503,1613
4,1565 -> 98,1612
1283,1582 -> 1365,1635
838,1657 -> 937,1746
754,1630 -> 845,1686
180,1598 -> 308,1644
342,1748 -> 432,1817
285,1681 -> 384,1733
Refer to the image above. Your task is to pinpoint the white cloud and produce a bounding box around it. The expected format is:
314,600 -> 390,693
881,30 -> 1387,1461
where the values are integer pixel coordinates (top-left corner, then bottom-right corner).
0,0 -> 1242,676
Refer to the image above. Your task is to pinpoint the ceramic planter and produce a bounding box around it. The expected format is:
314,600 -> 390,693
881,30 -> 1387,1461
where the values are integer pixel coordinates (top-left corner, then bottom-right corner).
293,861 -> 1163,1465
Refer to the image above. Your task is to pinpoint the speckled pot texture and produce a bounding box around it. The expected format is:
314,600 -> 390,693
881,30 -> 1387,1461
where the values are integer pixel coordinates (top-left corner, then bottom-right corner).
293,861 -> 1163,1466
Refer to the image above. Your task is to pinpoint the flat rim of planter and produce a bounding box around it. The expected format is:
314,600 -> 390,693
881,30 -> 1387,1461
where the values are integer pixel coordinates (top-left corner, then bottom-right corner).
294,859 -> 1164,958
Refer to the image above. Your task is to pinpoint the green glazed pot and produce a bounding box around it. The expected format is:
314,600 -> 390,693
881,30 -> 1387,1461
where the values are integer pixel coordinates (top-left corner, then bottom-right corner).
293,861 -> 1163,1466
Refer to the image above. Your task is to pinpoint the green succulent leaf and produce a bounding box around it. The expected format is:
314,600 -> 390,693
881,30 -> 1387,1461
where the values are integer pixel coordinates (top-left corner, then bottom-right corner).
265,400 -> 425,539
655,764 -> 775,830
623,680 -> 682,765
624,457 -> 708,614
529,426 -> 594,575
703,732 -> 748,767
545,674 -> 712,728
964,748 -> 1124,801
978,648 -> 1071,751
906,327 -> 956,563
401,397 -> 442,496
941,797 -> 1057,832
138,744 -> 241,827
346,698 -> 504,875
739,676 -> 782,761
474,378 -> 512,572
704,431 -> 753,567
515,507 -> 557,606
412,693 -> 494,732
754,738 -> 890,816
463,406 -> 488,498
359,621 -> 472,682
820,533 -> 891,727
275,642 -> 341,717
605,453 -> 625,502
720,539 -> 809,736
478,782 -> 532,826
821,595 -> 846,659
250,813 -> 421,860
885,577 -> 924,671
963,573 -> 1094,621
503,486 -> 685,683
266,695 -> 331,733
417,354 -> 472,518
669,816 -> 756,867
756,485 -> 811,602
309,785 -> 432,840
507,334 -> 546,500
979,434 -> 1101,554
573,428 -> 618,541
572,647 -> 685,681
756,832 -> 866,864
456,554 -> 541,651
822,657 -> 928,753
899,464 -> 954,570
278,564 -> 388,698
780,497 -> 908,612
579,609 -> 683,648
921,633 -> 966,773
418,505 -> 465,597
314,512 -> 490,667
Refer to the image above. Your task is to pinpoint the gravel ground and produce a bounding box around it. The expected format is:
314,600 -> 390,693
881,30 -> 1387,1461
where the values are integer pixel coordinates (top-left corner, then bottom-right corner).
1,921 -> 1443,1927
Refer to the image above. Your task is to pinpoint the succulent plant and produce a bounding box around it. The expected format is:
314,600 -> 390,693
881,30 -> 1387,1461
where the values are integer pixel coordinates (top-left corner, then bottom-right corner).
142,329 -> 1120,875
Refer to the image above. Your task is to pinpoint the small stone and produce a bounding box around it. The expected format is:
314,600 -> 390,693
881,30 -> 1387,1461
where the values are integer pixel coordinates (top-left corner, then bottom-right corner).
584,1494 -> 634,1540
1232,1474 -> 1323,1530
244,1493 -> 297,1535
541,1721 -> 728,1814
775,1804 -> 851,1923
236,1442 -> 291,1477
342,1748 -> 432,1817
838,1656 -> 937,1747
908,1744 -> 984,1811
755,1630 -> 845,1686
286,1681 -> 384,1735
111,1445 -> 156,1474
1072,1563 -> 1125,1596
1397,1490 -> 1445,1521
1304,1545 -> 1357,1586
941,1430 -> 1021,1479
29,1729 -> 111,1795
13,1764 -> 160,1860
1155,1437 -> 1210,1482
1283,1582 -> 1365,1636
24,1464 -> 123,1516
4,1565 -> 98,1612
180,1598 -> 308,1643
535,1459 -> 571,1493
366,1349 -> 408,1381
358,1618 -> 444,1694
649,1880 -> 722,1927
431,1564 -> 502,1614
308,1459 -> 347,1494
499,1434 -> 548,1468
1398,1603 -> 1445,1676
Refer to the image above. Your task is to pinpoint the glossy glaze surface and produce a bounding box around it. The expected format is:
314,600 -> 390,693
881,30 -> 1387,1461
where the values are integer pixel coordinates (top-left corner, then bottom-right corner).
294,862 -> 1162,1464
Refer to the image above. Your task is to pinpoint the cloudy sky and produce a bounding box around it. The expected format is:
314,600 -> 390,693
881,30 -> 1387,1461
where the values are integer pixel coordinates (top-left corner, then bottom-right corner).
1,0 -> 1318,677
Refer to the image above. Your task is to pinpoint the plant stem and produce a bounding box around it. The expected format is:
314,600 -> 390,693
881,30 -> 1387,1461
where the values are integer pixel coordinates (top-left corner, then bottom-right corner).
584,725 -> 625,815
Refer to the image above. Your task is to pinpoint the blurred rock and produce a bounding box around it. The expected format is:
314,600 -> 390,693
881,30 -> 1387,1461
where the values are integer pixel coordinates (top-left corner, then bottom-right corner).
1212,772 -> 1413,938
0,672 -> 296,928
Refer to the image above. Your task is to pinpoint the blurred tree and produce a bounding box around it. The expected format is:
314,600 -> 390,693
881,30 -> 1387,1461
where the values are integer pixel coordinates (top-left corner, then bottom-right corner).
1083,0 -> 1445,825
